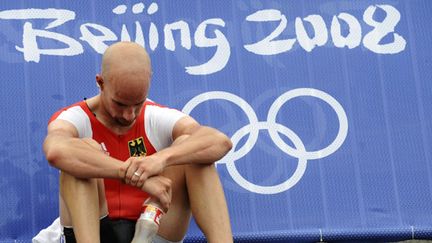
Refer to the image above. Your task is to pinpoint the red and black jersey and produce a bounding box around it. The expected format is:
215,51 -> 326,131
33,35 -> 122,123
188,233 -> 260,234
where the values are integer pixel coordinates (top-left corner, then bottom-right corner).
50,99 -> 185,220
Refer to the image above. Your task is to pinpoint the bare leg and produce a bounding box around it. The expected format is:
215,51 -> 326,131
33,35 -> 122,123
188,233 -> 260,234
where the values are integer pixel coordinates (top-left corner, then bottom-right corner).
157,165 -> 191,241
185,164 -> 233,243
60,172 -> 108,243
152,136 -> 232,242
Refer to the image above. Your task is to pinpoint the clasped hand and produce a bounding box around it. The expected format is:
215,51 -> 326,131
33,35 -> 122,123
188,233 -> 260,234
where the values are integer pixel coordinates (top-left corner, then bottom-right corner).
121,155 -> 171,211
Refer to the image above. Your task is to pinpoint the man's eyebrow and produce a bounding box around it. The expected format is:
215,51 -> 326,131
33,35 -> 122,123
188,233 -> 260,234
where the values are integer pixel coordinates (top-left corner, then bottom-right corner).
112,99 -> 126,106
135,99 -> 146,105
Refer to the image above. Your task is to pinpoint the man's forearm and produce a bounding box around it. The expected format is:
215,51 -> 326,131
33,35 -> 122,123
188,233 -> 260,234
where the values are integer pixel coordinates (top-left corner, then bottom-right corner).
158,126 -> 232,167
44,135 -> 125,179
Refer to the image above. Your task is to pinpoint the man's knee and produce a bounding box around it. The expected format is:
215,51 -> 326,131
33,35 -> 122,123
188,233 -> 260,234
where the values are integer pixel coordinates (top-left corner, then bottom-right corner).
185,163 -> 218,179
161,165 -> 187,190
60,172 -> 99,191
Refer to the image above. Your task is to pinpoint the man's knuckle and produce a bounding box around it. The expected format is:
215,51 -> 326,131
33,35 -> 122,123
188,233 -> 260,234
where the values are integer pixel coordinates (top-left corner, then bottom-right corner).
166,178 -> 172,186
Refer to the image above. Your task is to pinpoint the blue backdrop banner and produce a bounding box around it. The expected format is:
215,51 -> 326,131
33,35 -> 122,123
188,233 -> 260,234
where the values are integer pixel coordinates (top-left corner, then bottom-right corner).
0,0 -> 431,242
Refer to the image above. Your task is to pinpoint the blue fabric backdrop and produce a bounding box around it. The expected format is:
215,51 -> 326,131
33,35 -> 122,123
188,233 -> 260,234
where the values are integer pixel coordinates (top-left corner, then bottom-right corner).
0,0 -> 431,242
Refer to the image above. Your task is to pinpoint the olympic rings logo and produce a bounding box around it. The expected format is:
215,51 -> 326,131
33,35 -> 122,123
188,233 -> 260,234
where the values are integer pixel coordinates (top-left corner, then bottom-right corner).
182,88 -> 348,194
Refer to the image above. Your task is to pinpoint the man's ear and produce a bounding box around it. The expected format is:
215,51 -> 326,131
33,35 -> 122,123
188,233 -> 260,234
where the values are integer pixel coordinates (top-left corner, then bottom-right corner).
96,74 -> 104,90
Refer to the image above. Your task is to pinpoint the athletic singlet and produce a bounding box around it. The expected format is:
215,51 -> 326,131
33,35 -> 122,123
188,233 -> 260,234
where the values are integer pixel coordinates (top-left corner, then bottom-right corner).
49,99 -> 186,220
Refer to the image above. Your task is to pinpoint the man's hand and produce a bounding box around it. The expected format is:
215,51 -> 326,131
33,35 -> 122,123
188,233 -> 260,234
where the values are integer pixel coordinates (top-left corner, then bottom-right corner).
124,154 -> 166,186
122,155 -> 171,210
139,175 -> 172,211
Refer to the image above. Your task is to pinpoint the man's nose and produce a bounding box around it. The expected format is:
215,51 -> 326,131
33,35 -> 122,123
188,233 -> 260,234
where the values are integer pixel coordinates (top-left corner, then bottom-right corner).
123,107 -> 135,121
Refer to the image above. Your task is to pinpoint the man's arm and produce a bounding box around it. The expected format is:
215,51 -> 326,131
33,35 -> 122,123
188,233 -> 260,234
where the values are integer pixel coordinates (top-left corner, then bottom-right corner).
43,119 -> 126,179
125,116 -> 232,184
161,116 -> 233,166
45,119 -> 172,208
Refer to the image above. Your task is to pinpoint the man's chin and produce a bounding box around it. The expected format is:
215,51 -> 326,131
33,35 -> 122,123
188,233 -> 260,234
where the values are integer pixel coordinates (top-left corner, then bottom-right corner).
116,119 -> 134,127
